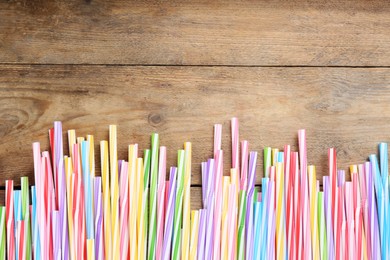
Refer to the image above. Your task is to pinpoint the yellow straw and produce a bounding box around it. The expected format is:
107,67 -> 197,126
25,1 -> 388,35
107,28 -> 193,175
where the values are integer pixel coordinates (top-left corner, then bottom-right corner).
230,168 -> 239,258
109,125 -> 120,260
137,158 -> 146,260
276,162 -> 286,260
87,135 -> 95,178
221,176 -> 230,260
182,142 -> 192,260
128,145 -> 138,260
189,210 -> 199,260
87,239 -> 95,260
100,140 -> 112,259
68,130 -> 76,159
272,148 -> 279,166
309,165 -> 320,260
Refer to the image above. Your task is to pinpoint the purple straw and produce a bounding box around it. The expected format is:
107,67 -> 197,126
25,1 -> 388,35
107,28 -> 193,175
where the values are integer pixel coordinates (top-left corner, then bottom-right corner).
94,177 -> 104,260
197,209 -> 206,259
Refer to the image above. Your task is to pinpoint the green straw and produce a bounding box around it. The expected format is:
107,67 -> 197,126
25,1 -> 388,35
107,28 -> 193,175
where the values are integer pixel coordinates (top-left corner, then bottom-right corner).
317,192 -> 327,260
21,177 -> 31,258
148,134 -> 159,260
237,190 -> 247,260
0,206 -> 5,259
172,150 -> 185,259
264,147 -> 271,177
143,149 -> 151,258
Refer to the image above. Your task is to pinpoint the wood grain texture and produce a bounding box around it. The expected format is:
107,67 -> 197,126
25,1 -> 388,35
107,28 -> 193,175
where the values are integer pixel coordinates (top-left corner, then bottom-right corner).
0,65 -> 389,186
0,0 -> 389,66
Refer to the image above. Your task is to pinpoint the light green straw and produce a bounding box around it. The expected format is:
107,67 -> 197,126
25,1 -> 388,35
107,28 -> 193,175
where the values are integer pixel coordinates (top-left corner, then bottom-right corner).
237,190 -> 247,260
148,134 -> 159,260
21,177 -> 31,258
318,192 -> 327,260
264,147 -> 271,177
143,149 -> 151,258
172,150 -> 185,259
0,206 -> 5,259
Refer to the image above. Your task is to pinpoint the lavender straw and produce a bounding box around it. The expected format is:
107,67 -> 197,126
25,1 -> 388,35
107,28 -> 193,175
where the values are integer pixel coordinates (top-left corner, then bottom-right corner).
94,177 -> 104,260
197,209 -> 206,260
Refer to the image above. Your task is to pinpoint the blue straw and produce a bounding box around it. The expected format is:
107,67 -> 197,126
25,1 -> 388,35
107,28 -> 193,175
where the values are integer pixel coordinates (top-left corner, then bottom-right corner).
31,186 -> 41,260
81,141 -> 94,239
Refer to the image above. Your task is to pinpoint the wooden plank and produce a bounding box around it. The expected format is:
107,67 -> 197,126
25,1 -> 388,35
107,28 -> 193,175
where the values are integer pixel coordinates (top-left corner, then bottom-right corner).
0,65 -> 390,186
0,0 -> 389,66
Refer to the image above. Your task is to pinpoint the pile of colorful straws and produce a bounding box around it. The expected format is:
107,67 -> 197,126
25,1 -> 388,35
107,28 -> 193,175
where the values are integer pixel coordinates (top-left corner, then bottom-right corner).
0,118 -> 389,260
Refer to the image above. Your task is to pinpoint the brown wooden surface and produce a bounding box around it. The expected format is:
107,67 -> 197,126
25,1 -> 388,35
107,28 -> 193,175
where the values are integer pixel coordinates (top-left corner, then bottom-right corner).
0,0 -> 389,66
1,65 -> 390,188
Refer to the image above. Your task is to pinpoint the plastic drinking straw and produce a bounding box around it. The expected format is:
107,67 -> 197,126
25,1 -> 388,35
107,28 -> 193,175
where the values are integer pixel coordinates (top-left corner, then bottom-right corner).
172,150 -> 185,260
162,167 -> 177,260
237,190 -> 247,260
119,161 -> 129,260
257,180 -> 266,258
71,144 -> 85,260
359,163 -> 371,260
323,177 -> 335,260
81,141 -> 95,242
31,186 -> 41,260
68,130 -> 76,159
275,162 -> 286,260
231,117 -> 240,176
264,147 -> 272,178
245,188 -> 254,260
189,210 -> 199,260
54,122 -> 70,260
148,133 -> 159,260
128,145 -> 138,260
86,238 -> 95,260
328,148 -> 337,243
0,206 -> 5,259
267,181 -> 276,260
64,156 -> 75,260
230,168 -> 239,258
317,192 -> 328,260
136,158 -> 146,260
6,180 -> 15,260
213,150 -> 223,260
227,184 -> 237,260
156,146 -> 167,260
379,143 -> 389,259
221,176 -> 230,260
100,140 -> 112,259
335,186 -> 343,260
94,177 -> 104,260
283,145 -> 293,260
205,194 -> 215,260
369,154 -> 384,258
214,124 -> 222,157
20,177 -> 31,259
367,161 -> 381,260
241,140 -> 249,191
200,162 -> 208,207
345,182 -> 357,260
197,209 -> 206,260
308,165 -> 320,260
182,142 -> 192,260
253,201 -> 261,260
108,125 -> 120,260
298,129 -> 312,260
52,211 -> 60,260
290,152 -> 300,260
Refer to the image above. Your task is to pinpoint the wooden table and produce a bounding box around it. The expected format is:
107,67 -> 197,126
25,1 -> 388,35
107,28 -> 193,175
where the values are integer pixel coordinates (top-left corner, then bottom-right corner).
0,0 -> 389,208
